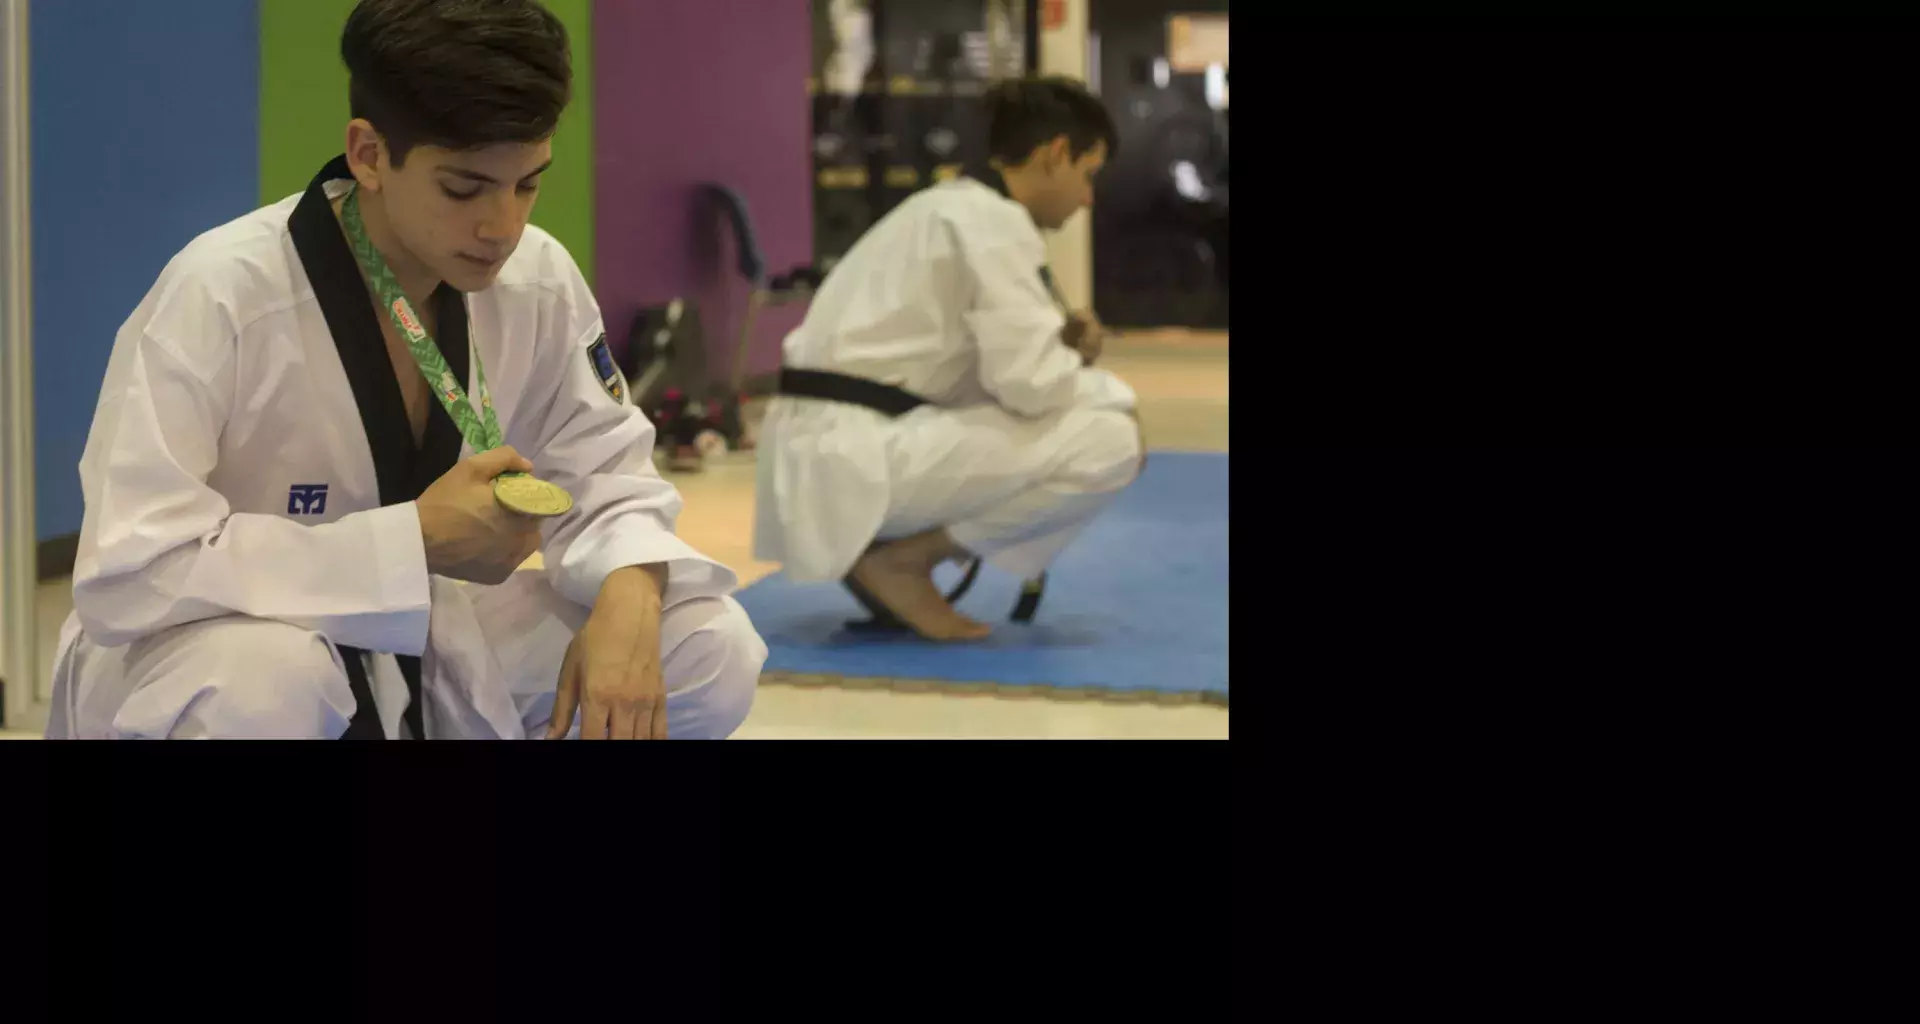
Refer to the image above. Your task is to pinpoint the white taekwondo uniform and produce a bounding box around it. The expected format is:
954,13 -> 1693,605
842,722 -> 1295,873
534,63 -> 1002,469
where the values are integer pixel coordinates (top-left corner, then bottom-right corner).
753,168 -> 1142,588
46,157 -> 766,739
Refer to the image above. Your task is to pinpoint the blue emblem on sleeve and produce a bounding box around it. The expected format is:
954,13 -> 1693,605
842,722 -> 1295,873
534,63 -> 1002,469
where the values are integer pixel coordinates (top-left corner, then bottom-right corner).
588,333 -> 625,404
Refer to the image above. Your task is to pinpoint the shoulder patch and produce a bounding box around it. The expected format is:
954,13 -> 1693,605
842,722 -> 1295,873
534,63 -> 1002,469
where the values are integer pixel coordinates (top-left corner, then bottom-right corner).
587,333 -> 626,404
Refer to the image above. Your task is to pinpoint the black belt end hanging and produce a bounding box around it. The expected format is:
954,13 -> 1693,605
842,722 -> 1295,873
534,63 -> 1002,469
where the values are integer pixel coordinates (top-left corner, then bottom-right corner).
1010,573 -> 1047,624
338,647 -> 426,740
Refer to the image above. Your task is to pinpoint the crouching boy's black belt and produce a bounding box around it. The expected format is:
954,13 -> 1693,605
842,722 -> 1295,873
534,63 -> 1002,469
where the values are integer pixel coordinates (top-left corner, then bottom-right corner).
778,368 -> 927,418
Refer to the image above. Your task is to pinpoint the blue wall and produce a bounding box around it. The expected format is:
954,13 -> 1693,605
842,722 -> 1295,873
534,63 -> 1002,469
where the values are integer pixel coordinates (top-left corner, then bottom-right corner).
31,0 -> 260,541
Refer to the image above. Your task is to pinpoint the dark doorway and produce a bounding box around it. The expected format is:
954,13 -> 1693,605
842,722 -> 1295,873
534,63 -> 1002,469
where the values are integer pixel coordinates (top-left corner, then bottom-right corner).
1090,0 -> 1229,330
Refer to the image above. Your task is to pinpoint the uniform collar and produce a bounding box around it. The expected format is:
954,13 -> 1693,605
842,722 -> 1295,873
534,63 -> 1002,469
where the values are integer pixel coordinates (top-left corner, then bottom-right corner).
965,163 -> 1013,199
286,154 -> 455,744
287,155 -> 470,506
964,163 -> 1045,232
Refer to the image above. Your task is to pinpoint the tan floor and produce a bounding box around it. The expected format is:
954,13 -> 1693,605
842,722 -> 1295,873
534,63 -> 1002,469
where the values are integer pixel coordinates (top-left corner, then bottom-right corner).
2,330 -> 1228,740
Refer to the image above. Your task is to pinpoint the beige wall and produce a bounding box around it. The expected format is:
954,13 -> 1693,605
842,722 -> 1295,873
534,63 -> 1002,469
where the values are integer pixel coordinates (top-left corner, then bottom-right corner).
1039,0 -> 1093,313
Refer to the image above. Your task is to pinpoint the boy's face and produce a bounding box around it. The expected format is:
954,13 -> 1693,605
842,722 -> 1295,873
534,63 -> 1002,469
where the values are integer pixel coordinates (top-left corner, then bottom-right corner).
349,125 -> 552,293
1030,137 -> 1108,231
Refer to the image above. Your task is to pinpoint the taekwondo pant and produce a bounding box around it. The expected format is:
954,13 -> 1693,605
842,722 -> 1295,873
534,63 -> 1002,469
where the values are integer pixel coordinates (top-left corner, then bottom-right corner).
759,397 -> 1145,583
874,403 -> 1146,579
45,572 -> 766,740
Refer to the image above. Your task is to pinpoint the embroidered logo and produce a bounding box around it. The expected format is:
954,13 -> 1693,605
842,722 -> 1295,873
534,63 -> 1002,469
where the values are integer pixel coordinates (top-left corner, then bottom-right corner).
587,333 -> 625,404
288,484 -> 330,516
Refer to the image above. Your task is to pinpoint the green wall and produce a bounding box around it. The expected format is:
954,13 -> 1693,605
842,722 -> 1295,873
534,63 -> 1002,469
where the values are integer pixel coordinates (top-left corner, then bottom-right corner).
257,0 -> 595,283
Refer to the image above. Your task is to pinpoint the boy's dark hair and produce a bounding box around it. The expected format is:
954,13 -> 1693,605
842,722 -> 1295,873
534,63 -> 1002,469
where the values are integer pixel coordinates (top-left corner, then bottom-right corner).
342,0 -> 572,166
985,76 -> 1119,165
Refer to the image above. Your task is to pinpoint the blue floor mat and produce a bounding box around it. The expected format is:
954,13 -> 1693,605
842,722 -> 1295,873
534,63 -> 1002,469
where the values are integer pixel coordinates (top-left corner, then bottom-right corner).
736,452 -> 1228,703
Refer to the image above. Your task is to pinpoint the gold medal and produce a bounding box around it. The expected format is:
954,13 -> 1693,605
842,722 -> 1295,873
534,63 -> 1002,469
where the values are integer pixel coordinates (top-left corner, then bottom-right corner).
493,474 -> 574,517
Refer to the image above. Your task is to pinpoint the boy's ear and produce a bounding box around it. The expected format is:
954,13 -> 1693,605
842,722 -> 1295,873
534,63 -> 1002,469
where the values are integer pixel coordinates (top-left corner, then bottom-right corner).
1046,134 -> 1074,169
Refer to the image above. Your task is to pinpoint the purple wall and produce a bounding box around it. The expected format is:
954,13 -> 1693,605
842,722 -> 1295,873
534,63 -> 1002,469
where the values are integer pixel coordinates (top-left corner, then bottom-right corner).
593,0 -> 814,382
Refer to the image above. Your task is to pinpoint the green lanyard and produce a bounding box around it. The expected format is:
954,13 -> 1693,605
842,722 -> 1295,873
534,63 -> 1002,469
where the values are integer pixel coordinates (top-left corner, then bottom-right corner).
340,184 -> 503,453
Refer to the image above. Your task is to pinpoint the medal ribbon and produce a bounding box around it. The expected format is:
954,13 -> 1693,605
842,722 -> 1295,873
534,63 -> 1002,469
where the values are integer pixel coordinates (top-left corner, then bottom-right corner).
340,184 -> 504,453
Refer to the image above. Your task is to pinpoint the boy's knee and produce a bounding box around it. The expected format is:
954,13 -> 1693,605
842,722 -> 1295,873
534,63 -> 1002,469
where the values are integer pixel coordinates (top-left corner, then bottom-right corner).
661,597 -> 768,739
112,617 -> 353,739
1065,408 -> 1146,493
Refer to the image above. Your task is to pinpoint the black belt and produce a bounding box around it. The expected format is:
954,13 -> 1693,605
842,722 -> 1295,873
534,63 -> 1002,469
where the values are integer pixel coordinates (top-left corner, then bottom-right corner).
778,368 -> 927,418
338,648 -> 425,740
